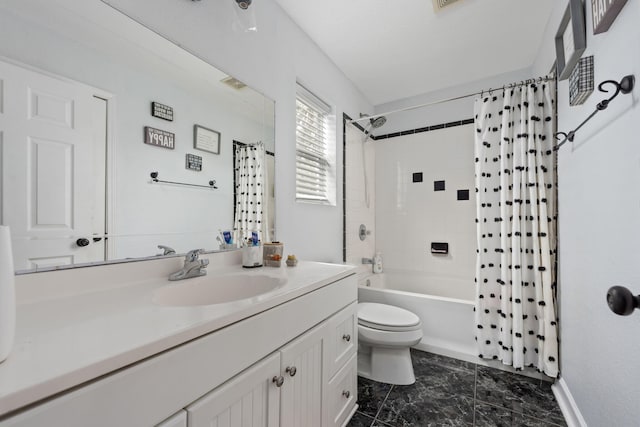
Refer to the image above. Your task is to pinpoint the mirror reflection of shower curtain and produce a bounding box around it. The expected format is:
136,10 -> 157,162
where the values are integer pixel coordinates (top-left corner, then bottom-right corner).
474,82 -> 558,378
234,142 -> 267,243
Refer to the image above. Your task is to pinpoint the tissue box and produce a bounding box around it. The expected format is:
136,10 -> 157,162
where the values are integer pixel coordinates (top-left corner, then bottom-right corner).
263,242 -> 283,267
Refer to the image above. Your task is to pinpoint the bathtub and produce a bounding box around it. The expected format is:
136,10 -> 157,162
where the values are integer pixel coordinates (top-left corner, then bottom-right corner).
357,269 -> 477,362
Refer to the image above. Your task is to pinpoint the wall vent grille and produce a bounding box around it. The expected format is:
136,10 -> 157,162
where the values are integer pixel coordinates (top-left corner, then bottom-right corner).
432,0 -> 462,12
220,76 -> 247,90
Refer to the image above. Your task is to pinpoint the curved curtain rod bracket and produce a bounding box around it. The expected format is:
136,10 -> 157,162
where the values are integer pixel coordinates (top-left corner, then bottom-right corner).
555,74 -> 635,150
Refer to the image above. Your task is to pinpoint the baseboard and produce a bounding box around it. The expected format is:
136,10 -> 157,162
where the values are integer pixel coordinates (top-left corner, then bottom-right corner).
552,377 -> 587,427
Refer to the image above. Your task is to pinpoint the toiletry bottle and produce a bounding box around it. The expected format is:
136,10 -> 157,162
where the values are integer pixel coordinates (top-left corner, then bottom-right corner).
373,252 -> 383,274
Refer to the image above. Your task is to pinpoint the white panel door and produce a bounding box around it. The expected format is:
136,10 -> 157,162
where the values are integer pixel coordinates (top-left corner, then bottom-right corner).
0,59 -> 106,270
186,353 -> 281,427
279,323 -> 326,427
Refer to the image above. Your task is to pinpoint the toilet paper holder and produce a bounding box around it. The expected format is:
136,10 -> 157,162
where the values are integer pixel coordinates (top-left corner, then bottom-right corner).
431,242 -> 448,255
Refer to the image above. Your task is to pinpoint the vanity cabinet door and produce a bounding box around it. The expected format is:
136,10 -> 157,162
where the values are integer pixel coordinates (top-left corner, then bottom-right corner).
186,353 -> 281,427
279,323 -> 326,427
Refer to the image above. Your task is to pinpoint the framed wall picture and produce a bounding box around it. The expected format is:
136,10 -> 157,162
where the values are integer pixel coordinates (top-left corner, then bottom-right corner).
591,0 -> 628,35
194,125 -> 221,154
555,0 -> 586,81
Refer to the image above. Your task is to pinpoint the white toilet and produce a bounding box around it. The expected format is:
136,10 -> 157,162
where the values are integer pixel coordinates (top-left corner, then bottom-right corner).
357,302 -> 423,385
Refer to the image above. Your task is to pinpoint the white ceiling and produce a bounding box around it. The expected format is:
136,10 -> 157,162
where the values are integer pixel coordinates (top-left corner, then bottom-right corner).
274,0 -> 555,106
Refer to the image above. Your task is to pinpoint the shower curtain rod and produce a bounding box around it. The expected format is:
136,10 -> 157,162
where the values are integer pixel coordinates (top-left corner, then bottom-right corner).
349,74 -> 556,124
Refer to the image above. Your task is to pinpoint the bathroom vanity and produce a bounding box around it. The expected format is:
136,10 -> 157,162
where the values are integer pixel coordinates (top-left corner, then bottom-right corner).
0,253 -> 358,426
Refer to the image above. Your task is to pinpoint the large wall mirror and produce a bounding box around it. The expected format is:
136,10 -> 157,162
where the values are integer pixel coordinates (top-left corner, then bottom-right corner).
0,0 -> 275,273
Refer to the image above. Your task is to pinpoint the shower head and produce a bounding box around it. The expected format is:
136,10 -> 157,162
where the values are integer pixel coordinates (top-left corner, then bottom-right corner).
370,116 -> 386,129
359,113 -> 387,129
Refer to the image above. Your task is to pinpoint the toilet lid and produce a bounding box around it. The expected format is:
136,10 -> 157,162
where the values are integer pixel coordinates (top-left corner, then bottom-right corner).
358,303 -> 421,332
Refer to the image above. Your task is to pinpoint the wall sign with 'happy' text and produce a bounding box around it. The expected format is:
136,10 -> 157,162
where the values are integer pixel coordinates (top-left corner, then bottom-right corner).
144,126 -> 175,149
592,0 -> 628,34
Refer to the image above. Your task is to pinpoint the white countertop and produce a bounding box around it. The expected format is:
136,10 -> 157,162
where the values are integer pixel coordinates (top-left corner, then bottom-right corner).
0,258 -> 355,416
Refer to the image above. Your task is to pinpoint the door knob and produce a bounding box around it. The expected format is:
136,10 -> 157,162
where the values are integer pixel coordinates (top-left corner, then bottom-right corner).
606,286 -> 640,316
272,376 -> 284,387
343,334 -> 351,342
76,238 -> 90,247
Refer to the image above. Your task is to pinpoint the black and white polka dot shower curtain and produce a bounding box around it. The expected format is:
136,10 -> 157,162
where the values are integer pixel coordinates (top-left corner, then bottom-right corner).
233,142 -> 265,243
473,83 -> 559,377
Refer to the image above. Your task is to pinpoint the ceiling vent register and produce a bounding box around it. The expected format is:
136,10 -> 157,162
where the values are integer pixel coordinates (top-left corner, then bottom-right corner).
432,0 -> 462,12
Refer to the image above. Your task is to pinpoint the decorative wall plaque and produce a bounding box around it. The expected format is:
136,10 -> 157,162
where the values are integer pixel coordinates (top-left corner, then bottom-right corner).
151,101 -> 174,121
194,125 -> 220,154
144,126 -> 175,149
591,0 -> 628,35
186,153 -> 203,171
569,56 -> 594,106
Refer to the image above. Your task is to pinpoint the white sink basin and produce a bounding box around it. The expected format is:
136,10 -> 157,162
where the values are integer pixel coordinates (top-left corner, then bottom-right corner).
153,274 -> 286,307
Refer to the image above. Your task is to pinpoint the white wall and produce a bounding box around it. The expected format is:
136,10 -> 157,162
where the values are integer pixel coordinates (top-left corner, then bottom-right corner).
344,123 -> 376,273
102,0 -> 373,263
532,1 -> 640,425
374,124 -> 476,299
373,68 -> 534,135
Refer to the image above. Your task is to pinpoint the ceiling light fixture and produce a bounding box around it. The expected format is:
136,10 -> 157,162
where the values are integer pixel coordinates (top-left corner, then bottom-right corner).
432,0 -> 462,12
236,0 -> 252,10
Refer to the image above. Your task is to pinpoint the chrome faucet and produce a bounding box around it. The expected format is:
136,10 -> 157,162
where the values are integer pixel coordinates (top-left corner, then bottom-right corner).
169,249 -> 209,281
158,245 -> 176,256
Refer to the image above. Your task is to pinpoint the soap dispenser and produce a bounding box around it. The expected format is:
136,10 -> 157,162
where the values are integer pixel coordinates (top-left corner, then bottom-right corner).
373,252 -> 383,274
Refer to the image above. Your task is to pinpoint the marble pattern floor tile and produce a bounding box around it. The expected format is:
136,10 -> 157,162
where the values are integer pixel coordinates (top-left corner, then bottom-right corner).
348,411 -> 376,427
474,402 -> 564,427
475,366 -> 566,426
347,350 -> 567,427
410,349 -> 476,399
356,377 -> 393,418
376,386 -> 474,427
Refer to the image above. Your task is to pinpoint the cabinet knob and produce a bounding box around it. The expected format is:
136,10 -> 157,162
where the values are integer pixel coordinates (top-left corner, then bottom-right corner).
342,334 -> 351,342
342,390 -> 351,399
285,366 -> 297,377
272,376 -> 284,387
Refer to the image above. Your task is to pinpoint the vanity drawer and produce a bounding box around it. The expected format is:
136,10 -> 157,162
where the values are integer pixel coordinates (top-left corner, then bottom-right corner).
325,302 -> 357,379
323,353 -> 357,427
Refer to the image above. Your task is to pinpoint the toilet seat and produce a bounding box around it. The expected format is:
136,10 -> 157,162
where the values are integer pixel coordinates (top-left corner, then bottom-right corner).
358,303 -> 421,332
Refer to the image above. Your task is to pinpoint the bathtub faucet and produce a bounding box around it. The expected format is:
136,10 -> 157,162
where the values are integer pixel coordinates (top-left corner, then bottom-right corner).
362,258 -> 374,265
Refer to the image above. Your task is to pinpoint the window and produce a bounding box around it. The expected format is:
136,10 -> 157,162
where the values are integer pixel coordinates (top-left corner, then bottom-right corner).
295,83 -> 336,204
